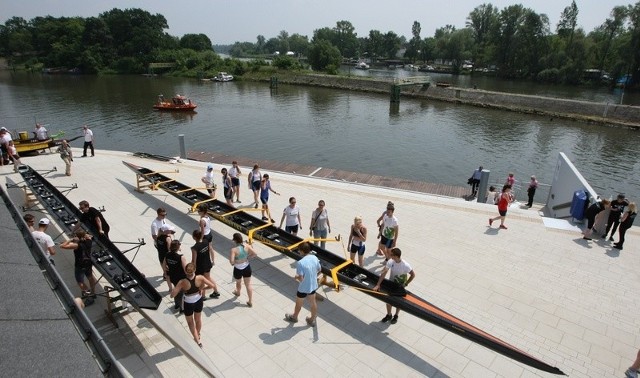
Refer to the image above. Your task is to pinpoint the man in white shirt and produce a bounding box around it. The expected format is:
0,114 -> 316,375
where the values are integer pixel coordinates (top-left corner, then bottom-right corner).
82,125 -> 94,157
32,217 -> 56,265
34,123 -> 49,140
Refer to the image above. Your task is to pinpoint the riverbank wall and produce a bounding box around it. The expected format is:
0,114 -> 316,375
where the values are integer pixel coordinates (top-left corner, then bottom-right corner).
245,72 -> 640,129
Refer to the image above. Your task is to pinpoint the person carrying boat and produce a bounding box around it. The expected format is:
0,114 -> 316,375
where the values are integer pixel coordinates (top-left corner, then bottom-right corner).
373,247 -> 415,325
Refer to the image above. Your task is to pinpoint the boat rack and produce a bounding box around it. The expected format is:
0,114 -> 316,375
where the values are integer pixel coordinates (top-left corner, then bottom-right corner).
19,165 -> 162,310
123,161 -> 564,375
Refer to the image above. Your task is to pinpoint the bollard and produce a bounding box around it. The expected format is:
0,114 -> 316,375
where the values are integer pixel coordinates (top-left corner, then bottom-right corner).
178,134 -> 186,159
476,169 -> 491,203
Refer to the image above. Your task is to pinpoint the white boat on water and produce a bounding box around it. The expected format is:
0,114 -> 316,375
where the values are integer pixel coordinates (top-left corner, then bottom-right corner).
354,62 -> 369,70
212,72 -> 234,82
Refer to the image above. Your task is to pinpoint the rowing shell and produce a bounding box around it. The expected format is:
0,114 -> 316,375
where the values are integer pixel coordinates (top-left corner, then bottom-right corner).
123,160 -> 565,375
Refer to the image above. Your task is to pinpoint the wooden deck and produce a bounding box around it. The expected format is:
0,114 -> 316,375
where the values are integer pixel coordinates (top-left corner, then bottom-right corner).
187,151 -> 472,200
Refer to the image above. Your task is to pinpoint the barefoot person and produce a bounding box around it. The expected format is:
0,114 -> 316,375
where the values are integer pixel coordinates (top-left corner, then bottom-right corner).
229,233 -> 257,307
248,164 -> 262,208
376,201 -> 399,264
201,165 -> 216,198
347,216 -> 367,266
259,173 -> 279,221
229,161 -> 242,203
170,262 -> 218,347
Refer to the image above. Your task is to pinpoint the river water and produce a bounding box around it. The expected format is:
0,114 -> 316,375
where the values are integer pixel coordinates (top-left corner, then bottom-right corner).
0,72 -> 638,203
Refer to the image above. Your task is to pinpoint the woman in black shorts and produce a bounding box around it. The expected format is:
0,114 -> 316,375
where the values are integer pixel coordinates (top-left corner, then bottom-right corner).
229,233 -> 257,307
191,229 -> 219,299
221,167 -> 234,206
170,262 -> 218,347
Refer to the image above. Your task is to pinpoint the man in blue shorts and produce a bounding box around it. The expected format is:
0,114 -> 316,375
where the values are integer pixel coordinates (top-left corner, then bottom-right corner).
285,242 -> 322,326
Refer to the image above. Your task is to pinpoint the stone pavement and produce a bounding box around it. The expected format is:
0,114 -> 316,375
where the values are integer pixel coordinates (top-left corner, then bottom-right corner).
2,149 -> 639,378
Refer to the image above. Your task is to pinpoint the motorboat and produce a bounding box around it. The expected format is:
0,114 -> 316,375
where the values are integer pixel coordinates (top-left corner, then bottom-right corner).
212,72 -> 234,82
354,62 -> 369,70
153,94 -> 197,111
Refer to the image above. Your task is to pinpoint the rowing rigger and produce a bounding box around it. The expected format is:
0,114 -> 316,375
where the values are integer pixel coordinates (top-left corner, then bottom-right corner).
123,160 -> 565,375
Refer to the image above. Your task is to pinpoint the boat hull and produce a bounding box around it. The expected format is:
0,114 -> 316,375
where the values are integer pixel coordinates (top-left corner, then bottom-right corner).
19,165 -> 162,310
122,160 -> 564,375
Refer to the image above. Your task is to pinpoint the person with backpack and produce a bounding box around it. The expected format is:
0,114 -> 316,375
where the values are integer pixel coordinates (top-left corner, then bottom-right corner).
60,230 -> 97,306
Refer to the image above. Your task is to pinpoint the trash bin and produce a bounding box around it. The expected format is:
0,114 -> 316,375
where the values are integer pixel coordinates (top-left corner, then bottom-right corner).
570,190 -> 587,221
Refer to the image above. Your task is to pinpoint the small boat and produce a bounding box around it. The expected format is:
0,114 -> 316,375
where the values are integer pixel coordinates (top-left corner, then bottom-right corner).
153,94 -> 197,111
435,82 -> 452,88
12,130 -> 79,154
212,72 -> 234,82
354,62 -> 369,70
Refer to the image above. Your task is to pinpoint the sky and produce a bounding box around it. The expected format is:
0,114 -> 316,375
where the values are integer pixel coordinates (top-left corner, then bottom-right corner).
3,0 -> 632,44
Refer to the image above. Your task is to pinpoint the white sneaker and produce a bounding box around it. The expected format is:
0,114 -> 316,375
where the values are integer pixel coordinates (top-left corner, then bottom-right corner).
626,368 -> 638,378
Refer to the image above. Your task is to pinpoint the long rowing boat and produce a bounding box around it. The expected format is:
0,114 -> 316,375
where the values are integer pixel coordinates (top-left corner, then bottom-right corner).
20,165 -> 162,310
123,160 -> 565,375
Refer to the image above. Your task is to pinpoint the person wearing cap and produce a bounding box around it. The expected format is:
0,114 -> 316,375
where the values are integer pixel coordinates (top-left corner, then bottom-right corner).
34,123 -> 49,141
229,161 -> 242,203
604,194 -> 630,241
376,201 -> 399,264
163,240 -> 187,311
32,218 -> 56,265
78,200 -> 110,239
526,175 -> 539,208
151,207 -> 168,243
157,223 -> 176,292
201,164 -> 216,198
81,125 -> 94,157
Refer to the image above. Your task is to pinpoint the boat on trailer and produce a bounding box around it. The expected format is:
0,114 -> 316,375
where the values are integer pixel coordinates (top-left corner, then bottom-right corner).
122,160 -> 564,375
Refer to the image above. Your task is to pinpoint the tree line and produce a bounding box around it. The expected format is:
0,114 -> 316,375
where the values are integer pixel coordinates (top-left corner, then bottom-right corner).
1,2 -> 639,87
233,1 -> 640,85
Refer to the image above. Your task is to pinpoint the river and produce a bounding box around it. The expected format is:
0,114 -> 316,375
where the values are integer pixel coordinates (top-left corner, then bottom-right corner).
0,71 -> 638,204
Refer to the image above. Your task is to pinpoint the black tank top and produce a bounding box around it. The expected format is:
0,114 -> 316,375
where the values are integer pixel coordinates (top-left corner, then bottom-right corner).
185,276 -> 199,295
165,251 -> 186,283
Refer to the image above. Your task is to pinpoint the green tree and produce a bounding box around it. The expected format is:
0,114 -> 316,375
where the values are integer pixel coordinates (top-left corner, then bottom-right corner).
256,35 -> 265,53
466,3 -> 499,67
0,17 -> 33,57
179,33 -> 212,51
277,30 -> 289,53
307,39 -> 341,72
333,20 -> 358,57
593,6 -> 629,74
382,31 -> 401,59
557,0 -> 579,50
288,33 -> 309,56
264,37 -> 279,54
365,30 -> 384,61
405,21 -> 421,63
